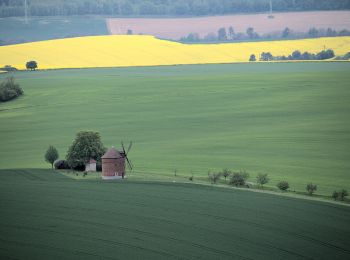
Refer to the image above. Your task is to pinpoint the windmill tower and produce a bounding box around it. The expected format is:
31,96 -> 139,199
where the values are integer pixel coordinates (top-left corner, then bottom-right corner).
101,142 -> 133,180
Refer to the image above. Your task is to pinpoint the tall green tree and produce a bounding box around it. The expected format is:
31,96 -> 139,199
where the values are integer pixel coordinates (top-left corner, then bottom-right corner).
66,131 -> 106,169
45,145 -> 59,169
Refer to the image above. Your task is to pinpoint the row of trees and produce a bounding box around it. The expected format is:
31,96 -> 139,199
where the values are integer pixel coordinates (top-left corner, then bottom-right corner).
0,77 -> 23,102
180,26 -> 350,42
253,49 -> 335,61
1,0 -> 350,17
206,169 -> 348,201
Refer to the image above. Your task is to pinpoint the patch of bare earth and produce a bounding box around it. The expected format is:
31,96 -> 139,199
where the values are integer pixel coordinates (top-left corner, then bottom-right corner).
107,11 -> 350,40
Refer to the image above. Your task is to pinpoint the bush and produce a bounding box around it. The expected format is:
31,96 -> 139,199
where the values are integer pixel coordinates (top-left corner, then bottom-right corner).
256,173 -> 269,188
277,181 -> 289,191
229,171 -> 249,187
331,189 -> 348,201
332,191 -> 339,200
0,77 -> 23,102
0,65 -> 17,72
208,172 -> 221,184
96,161 -> 102,172
306,183 -> 317,195
54,160 -> 70,170
339,189 -> 348,201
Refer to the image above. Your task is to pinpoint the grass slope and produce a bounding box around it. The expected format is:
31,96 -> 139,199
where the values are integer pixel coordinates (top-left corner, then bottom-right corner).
0,169 -> 349,259
0,35 -> 349,70
0,63 -> 349,196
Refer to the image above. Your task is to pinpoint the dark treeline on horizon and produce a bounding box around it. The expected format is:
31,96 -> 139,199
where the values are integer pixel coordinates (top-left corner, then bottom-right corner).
1,0 -> 350,18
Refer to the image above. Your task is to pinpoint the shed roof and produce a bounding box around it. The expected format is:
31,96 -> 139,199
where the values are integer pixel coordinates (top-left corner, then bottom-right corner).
102,147 -> 122,159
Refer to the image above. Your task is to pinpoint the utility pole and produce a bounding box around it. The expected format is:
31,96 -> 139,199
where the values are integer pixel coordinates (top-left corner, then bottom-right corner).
24,0 -> 28,24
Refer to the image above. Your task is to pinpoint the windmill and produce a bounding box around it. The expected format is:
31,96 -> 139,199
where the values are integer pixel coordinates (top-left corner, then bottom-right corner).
101,141 -> 133,180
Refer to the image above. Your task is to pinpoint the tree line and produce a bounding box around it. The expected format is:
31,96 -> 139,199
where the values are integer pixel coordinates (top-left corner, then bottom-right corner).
254,49 -> 335,61
180,26 -> 350,42
1,0 -> 350,18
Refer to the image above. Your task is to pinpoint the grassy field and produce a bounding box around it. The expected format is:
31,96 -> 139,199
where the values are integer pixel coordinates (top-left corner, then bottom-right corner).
0,169 -> 349,259
0,62 -> 349,196
0,35 -> 349,70
0,16 -> 108,45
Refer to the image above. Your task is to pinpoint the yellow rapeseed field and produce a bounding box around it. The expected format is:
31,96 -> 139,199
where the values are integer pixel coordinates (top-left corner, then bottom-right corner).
0,35 -> 349,70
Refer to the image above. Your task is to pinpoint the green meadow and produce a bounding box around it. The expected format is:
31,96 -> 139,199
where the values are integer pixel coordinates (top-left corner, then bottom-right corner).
0,63 -> 350,195
0,169 -> 349,259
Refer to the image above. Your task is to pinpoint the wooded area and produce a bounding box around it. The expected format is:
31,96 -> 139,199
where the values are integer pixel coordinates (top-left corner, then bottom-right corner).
1,0 -> 350,17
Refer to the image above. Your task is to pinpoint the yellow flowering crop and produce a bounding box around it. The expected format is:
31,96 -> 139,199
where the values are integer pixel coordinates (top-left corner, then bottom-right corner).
0,35 -> 349,70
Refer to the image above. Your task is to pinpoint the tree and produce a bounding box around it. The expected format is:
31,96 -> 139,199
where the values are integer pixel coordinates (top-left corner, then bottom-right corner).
260,52 -> 273,61
246,27 -> 259,39
291,50 -> 302,60
306,183 -> 317,195
45,145 -> 59,169
308,27 -> 319,38
66,131 -> 106,169
339,189 -> 348,201
218,27 -> 227,41
26,60 -> 38,71
208,171 -> 221,184
127,29 -> 133,35
229,171 -> 249,187
277,181 -> 289,191
282,27 -> 290,38
249,54 -> 256,61
256,173 -> 269,188
228,26 -> 235,40
221,169 -> 231,182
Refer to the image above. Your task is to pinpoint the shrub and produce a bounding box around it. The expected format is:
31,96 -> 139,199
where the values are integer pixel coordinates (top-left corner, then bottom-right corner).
332,191 -> 339,201
96,161 -> 102,172
339,189 -> 348,201
256,173 -> 269,188
208,171 -> 221,184
306,183 -> 317,195
331,189 -> 348,201
0,77 -> 23,102
54,160 -> 70,170
189,175 -> 194,181
229,171 -> 249,187
0,65 -> 17,72
277,181 -> 289,191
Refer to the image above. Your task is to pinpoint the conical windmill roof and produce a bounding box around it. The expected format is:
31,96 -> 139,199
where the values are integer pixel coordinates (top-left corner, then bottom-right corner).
102,147 -> 122,159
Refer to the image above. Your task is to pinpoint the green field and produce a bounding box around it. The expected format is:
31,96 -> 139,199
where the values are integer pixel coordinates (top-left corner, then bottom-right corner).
0,169 -> 349,259
0,63 -> 350,196
0,16 -> 108,45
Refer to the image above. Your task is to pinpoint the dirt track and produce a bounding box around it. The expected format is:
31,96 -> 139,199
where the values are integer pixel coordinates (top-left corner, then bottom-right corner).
107,11 -> 350,40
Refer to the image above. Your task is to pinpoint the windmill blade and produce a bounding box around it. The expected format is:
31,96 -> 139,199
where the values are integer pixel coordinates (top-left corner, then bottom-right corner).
126,141 -> 132,154
125,156 -> 133,170
121,141 -> 126,154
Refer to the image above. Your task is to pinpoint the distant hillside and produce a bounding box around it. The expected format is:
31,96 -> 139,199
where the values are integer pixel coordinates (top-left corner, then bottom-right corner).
1,0 -> 350,17
0,35 -> 349,70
